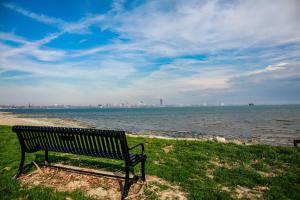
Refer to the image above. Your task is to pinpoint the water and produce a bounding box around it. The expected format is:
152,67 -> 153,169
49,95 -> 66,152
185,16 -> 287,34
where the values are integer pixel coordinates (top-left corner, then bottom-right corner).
4,105 -> 300,145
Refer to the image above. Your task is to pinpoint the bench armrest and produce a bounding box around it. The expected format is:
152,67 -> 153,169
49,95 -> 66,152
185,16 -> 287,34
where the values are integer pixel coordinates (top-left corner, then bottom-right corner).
129,143 -> 144,154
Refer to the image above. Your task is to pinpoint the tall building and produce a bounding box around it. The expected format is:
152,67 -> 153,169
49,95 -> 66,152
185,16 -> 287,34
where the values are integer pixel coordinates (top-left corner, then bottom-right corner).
160,98 -> 163,106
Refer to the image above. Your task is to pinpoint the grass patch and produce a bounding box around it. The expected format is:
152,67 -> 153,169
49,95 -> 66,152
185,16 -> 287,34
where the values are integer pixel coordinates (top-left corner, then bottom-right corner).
0,125 -> 299,199
214,166 -> 267,188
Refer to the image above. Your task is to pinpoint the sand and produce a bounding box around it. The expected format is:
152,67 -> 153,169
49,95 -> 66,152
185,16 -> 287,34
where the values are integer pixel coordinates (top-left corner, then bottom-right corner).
0,111 -> 91,128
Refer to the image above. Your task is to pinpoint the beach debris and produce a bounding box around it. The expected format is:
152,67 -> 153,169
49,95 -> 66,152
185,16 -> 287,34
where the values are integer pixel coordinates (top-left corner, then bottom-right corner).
230,139 -> 245,145
214,136 -> 226,143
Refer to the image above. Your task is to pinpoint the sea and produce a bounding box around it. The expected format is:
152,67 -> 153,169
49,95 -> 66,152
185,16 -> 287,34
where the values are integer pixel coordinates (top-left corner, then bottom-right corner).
3,105 -> 300,146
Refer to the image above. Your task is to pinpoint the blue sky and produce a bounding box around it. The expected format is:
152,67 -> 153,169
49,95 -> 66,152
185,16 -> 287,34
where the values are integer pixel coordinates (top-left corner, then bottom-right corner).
0,0 -> 300,105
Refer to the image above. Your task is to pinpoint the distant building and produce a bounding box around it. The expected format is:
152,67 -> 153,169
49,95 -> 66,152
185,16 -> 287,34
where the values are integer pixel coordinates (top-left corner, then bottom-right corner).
160,98 -> 163,106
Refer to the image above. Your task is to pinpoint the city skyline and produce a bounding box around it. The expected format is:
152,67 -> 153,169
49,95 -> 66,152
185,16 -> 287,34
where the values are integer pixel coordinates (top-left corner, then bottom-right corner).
1,0 -> 300,105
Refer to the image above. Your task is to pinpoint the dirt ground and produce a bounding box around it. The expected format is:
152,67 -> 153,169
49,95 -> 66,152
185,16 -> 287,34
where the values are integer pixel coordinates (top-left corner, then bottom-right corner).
19,165 -> 187,200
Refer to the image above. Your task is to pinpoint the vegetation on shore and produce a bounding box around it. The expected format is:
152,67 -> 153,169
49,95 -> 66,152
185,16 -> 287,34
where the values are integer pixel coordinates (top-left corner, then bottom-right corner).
0,125 -> 299,199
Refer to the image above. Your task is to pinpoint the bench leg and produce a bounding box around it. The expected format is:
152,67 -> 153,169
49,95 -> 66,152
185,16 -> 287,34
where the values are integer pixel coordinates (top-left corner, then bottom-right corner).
45,150 -> 49,166
15,150 -> 25,178
141,159 -> 146,181
121,165 -> 131,199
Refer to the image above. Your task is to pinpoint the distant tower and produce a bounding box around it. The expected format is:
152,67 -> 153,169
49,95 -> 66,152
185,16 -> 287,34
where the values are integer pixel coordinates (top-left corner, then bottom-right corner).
160,98 -> 163,106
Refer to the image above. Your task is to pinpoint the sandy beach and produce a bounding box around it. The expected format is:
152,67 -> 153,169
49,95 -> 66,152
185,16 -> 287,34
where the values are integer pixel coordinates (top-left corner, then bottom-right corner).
0,111 -> 91,128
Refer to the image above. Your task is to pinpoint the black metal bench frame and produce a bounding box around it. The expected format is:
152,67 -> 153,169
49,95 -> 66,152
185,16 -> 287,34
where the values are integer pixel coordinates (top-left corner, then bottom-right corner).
12,125 -> 146,199
294,139 -> 300,147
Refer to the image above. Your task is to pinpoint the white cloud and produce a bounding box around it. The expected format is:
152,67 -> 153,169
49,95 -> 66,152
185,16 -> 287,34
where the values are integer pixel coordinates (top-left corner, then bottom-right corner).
102,0 -> 300,55
1,3 -> 108,62
232,62 -> 300,84
2,3 -> 65,26
0,32 -> 30,44
1,0 -> 300,105
0,32 -> 65,61
243,62 -> 288,76
4,0 -> 299,58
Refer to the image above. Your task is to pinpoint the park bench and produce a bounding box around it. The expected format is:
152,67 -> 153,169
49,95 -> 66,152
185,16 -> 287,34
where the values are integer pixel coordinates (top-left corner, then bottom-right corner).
12,125 -> 146,199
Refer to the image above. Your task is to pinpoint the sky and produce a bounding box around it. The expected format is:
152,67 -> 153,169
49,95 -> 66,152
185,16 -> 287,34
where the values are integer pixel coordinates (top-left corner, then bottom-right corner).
0,0 -> 300,106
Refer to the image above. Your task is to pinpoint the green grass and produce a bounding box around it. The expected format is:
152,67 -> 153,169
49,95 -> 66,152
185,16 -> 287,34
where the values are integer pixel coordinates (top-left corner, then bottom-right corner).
0,125 -> 299,199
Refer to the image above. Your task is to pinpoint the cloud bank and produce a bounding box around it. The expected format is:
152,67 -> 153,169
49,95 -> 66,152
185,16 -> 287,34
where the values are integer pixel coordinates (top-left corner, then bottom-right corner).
0,0 -> 300,105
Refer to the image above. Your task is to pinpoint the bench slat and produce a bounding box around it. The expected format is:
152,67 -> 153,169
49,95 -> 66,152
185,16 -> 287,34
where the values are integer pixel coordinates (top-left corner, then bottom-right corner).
84,130 -> 93,155
49,129 -> 59,151
74,133 -> 83,154
95,134 -> 105,157
12,126 -> 132,161
105,133 -> 112,158
109,133 -> 116,158
114,135 -> 122,159
52,129 -> 62,152
91,133 -> 101,157
41,130 -> 50,150
23,129 -> 34,150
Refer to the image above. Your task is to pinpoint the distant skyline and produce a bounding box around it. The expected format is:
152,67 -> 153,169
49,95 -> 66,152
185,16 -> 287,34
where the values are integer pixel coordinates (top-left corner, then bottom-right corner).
0,0 -> 300,105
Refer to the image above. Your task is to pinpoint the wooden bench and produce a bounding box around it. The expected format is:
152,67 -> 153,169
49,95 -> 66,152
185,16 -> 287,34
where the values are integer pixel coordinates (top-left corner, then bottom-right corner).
12,125 -> 146,199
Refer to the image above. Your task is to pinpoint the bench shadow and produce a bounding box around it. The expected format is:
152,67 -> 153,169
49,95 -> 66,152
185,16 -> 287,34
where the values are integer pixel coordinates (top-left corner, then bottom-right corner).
35,153 -> 125,172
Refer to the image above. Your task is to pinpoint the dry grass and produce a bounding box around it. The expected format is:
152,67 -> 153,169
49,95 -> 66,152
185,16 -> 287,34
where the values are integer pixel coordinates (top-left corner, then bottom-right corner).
19,166 -> 186,200
162,145 -> 174,153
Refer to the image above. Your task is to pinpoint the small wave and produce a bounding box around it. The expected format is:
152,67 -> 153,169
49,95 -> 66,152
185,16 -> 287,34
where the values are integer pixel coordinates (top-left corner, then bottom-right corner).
273,119 -> 296,123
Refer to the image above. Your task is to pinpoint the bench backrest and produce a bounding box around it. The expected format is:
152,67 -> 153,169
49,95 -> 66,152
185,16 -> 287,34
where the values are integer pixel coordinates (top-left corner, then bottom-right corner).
12,126 -> 130,161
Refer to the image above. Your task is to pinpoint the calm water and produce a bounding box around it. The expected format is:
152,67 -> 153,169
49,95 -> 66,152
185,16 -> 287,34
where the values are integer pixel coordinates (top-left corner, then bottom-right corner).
4,105 -> 300,145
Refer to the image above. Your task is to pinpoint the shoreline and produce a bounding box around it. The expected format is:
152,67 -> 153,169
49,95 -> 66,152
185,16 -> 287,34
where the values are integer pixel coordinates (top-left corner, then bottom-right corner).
0,111 -> 296,146
0,111 -> 93,128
